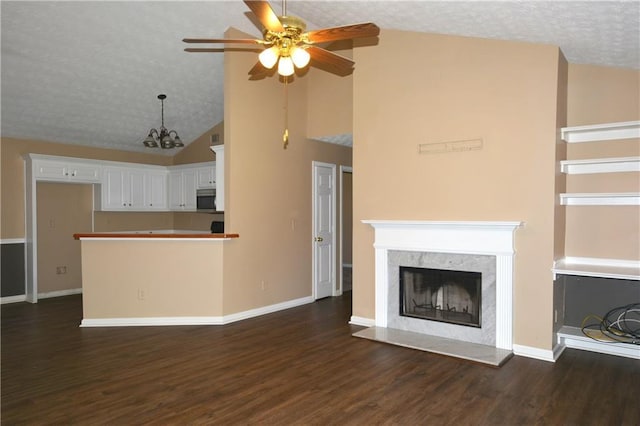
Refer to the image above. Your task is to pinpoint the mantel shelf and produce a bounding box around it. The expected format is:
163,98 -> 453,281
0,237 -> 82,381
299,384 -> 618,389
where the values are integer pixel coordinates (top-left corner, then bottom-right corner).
559,192 -> 640,206
561,120 -> 640,143
560,157 -> 640,174
552,257 -> 640,281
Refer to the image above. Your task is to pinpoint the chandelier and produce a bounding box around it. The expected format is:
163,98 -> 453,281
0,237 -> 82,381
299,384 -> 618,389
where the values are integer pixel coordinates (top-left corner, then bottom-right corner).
143,94 -> 184,149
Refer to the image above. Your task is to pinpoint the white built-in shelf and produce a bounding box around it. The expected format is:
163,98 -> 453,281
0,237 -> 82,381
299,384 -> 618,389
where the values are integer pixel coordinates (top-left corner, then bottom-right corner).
561,120 -> 640,143
559,192 -> 640,206
557,326 -> 639,359
560,157 -> 640,174
552,257 -> 640,281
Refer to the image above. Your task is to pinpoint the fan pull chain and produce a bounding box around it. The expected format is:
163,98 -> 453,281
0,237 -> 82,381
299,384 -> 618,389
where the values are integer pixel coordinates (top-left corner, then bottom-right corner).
283,76 -> 289,149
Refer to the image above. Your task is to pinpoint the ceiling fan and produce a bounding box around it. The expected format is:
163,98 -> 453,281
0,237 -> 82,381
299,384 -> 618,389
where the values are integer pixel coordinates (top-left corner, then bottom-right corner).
183,0 -> 380,79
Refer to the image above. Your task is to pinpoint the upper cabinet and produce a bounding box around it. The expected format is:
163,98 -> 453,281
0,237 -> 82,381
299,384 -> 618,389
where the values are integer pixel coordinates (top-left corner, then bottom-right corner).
169,161 -> 215,210
211,146 -> 224,211
168,168 -> 197,211
33,157 -> 101,183
26,154 -> 218,213
196,165 -> 216,189
98,166 -> 168,211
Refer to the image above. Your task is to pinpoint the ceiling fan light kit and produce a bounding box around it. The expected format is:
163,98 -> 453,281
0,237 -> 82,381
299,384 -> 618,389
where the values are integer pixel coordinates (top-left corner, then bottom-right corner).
143,94 -> 183,149
183,0 -> 379,78
183,0 -> 379,148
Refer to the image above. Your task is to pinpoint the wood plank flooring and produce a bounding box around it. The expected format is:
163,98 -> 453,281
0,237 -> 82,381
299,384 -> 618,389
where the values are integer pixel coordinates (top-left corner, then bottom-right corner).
2,293 -> 639,425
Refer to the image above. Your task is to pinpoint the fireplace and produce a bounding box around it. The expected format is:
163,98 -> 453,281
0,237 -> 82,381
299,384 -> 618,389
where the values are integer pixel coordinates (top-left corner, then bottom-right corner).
355,220 -> 521,365
400,266 -> 481,328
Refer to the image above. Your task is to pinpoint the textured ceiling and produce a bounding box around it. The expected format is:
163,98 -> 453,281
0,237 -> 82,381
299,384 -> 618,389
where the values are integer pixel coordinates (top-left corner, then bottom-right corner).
1,1 -> 638,155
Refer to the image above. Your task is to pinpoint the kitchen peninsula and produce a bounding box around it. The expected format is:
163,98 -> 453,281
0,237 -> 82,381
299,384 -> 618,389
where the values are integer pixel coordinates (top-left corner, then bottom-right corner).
74,230 -> 238,327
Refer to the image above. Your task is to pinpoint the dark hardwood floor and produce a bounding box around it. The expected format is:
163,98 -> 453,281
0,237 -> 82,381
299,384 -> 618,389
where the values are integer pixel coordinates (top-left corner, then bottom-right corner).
2,293 -> 639,425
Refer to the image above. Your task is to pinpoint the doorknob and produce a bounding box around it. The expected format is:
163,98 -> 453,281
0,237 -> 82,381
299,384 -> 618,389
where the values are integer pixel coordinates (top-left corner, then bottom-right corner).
314,236 -> 324,242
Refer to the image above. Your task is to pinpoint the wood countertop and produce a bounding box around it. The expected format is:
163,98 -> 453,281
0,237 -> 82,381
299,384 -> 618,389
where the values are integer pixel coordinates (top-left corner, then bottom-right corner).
74,230 -> 238,240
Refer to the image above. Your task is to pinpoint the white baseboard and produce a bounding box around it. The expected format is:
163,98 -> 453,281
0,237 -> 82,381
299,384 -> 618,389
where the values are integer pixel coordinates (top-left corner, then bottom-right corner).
38,288 -> 82,299
81,316 -> 224,327
221,296 -> 314,324
512,344 -> 558,362
81,295 -> 315,327
1,288 -> 83,304
350,316 -> 375,327
1,295 -> 27,304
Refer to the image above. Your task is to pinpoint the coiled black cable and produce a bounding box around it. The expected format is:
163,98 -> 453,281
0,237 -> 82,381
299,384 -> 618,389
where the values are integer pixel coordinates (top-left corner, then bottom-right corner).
581,303 -> 640,345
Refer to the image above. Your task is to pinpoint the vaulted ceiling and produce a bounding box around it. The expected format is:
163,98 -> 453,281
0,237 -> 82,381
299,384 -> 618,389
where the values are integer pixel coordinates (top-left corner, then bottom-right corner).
2,1 -> 638,155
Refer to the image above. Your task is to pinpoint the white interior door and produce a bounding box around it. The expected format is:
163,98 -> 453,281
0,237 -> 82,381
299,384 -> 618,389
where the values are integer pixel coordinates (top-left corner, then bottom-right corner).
313,162 -> 336,300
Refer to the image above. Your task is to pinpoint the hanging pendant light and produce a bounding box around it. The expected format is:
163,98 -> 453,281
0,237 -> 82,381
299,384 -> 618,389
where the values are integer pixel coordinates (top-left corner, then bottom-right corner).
143,94 -> 183,149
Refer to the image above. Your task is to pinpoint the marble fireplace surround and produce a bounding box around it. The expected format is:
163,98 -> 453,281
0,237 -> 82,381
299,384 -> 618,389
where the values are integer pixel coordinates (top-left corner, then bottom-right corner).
356,220 -> 522,365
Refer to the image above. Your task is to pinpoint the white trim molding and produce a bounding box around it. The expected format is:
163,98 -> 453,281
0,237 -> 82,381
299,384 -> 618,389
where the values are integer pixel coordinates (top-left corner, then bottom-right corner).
559,192 -> 640,206
1,295 -> 27,304
513,344 -> 564,362
38,288 -> 82,299
561,120 -> 640,143
560,157 -> 640,174
349,316 -> 376,327
81,296 -> 314,327
363,220 -> 522,351
0,238 -> 26,244
557,326 -> 640,360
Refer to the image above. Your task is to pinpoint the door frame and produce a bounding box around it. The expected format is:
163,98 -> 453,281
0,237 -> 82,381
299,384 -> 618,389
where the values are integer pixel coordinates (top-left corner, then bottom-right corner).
338,165 -> 352,296
312,161 -> 337,299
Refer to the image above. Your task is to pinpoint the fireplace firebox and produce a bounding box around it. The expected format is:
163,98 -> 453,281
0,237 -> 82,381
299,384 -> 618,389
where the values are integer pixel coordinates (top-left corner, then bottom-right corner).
399,266 -> 481,328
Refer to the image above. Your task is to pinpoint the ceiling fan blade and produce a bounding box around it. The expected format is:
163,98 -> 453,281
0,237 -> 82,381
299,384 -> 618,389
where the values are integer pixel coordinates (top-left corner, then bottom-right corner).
183,38 -> 261,44
306,46 -> 354,72
244,0 -> 284,33
247,61 -> 272,80
184,48 -> 226,53
305,23 -> 380,44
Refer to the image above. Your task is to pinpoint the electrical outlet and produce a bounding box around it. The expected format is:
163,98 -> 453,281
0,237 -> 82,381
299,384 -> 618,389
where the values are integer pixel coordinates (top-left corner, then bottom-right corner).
554,309 -> 558,323
291,219 -> 296,231
261,280 -> 266,291
49,219 -> 55,229
56,266 -> 67,274
138,288 -> 146,300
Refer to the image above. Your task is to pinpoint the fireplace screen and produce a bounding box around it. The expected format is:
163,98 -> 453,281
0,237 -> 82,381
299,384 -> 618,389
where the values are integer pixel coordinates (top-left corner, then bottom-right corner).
399,266 -> 481,328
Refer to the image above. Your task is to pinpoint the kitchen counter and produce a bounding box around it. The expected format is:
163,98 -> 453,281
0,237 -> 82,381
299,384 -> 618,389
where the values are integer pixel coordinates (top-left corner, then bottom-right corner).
74,229 -> 238,240
74,229 -> 236,326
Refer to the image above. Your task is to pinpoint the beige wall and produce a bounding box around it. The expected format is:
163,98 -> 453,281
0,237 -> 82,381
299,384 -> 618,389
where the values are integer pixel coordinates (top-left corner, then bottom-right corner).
221,28 -> 352,314
0,137 -> 172,239
36,182 -> 93,293
306,44 -> 353,139
352,30 -> 563,350
172,121 -> 223,165
564,64 -> 640,260
81,240 -> 223,318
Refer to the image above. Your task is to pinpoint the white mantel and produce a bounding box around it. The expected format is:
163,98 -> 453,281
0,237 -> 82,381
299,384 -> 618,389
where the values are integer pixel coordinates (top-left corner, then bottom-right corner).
363,220 -> 522,350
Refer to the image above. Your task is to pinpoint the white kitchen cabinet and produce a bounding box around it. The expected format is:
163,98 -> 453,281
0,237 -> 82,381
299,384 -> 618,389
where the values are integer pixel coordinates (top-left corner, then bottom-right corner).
33,158 -> 101,183
101,167 -> 146,210
196,165 -> 216,189
145,170 -> 168,210
100,166 -> 167,211
169,169 -> 197,210
211,146 -> 225,211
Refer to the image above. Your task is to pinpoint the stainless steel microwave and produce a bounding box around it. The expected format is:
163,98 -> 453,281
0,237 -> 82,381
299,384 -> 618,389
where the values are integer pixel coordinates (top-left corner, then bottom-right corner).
196,188 -> 216,211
